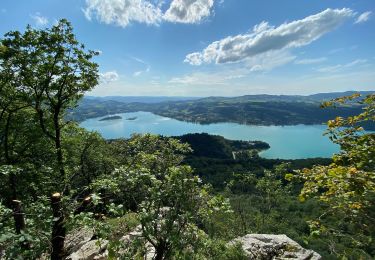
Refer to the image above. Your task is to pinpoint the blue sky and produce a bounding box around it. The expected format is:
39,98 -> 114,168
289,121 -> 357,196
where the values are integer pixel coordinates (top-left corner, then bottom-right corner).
0,0 -> 374,96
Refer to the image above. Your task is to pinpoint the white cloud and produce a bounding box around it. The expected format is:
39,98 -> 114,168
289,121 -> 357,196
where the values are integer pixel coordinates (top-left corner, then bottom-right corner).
355,11 -> 372,24
30,13 -> 49,26
173,50 -> 295,86
184,52 -> 204,65
317,59 -> 367,73
83,0 -> 163,27
168,67 -> 251,85
185,8 -> 354,65
131,56 -> 147,64
164,0 -> 214,24
89,66 -> 375,96
295,57 -> 327,65
99,71 -> 119,83
245,50 -> 296,71
329,48 -> 344,54
83,0 -> 216,26
133,66 -> 150,77
169,72 -> 227,85
131,56 -> 151,77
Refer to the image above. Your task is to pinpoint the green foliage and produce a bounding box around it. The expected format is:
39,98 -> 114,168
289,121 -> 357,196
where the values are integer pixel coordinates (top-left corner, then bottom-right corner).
176,133 -> 269,159
226,164 -> 295,234
293,93 -> 375,258
1,20 -> 99,107
110,133 -> 192,170
0,20 -> 103,258
92,134 -> 237,258
0,197 -> 52,259
298,94 -> 374,214
1,19 -> 99,186
62,124 -> 115,190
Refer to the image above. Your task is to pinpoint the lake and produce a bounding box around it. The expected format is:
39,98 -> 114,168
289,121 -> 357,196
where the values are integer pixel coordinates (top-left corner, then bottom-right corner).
80,111 -> 339,159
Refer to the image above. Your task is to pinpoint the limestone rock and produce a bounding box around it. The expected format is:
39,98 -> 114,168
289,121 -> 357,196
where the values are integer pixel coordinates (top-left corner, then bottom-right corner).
66,240 -> 108,260
64,226 -> 153,260
64,228 -> 108,260
65,228 -> 94,253
63,229 -> 321,260
119,225 -> 154,259
232,234 -> 321,260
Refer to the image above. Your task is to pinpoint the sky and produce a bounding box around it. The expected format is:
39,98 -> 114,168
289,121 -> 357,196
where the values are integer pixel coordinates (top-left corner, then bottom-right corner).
0,0 -> 374,97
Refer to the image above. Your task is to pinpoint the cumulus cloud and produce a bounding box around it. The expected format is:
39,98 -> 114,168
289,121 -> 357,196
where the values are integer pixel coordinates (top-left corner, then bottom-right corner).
184,52 -> 204,65
170,50 -> 295,86
30,13 -> 49,26
355,11 -> 372,24
100,71 -> 119,83
83,0 -> 163,27
294,57 -> 327,65
164,0 -> 214,24
83,0 -> 216,26
185,8 -> 354,65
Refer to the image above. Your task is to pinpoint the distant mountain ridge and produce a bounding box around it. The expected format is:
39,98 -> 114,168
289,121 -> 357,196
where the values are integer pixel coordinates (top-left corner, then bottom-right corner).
85,91 -> 373,104
307,91 -> 374,101
71,91 -> 374,130
85,96 -> 201,103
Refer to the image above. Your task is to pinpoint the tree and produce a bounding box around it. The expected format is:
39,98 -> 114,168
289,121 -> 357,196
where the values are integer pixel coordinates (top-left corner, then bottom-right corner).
135,165 -> 231,259
1,45 -> 53,202
92,134 -> 234,259
62,124 -> 114,189
0,20 -> 100,259
1,19 -> 99,185
292,93 -> 375,257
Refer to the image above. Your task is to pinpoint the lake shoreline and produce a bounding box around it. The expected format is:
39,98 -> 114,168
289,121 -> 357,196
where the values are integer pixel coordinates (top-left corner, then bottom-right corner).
80,111 -> 340,160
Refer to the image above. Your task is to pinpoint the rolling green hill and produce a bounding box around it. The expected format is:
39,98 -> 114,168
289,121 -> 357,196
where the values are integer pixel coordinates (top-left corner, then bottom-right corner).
69,91 -> 374,129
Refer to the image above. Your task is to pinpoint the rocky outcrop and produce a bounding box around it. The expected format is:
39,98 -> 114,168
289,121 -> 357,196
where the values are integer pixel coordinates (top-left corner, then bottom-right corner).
64,228 -> 108,260
119,226 -> 154,259
67,240 -> 108,260
232,234 -> 321,260
64,230 -> 321,260
64,226 -> 153,260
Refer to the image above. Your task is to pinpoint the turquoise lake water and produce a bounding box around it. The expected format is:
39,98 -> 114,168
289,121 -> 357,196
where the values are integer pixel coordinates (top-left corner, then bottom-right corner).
80,111 -> 340,159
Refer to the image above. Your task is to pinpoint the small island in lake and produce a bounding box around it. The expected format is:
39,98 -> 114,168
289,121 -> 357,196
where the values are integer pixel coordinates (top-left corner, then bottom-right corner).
99,115 -> 122,121
126,117 -> 137,120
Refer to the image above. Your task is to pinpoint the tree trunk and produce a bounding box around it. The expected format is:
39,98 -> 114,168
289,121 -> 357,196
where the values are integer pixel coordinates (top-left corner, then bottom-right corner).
12,200 -> 26,234
154,241 -> 168,260
12,200 -> 30,249
9,174 -> 17,201
51,193 -> 66,260
74,196 -> 92,215
4,112 -> 12,164
54,117 -> 65,181
80,144 -> 91,185
4,113 -> 17,200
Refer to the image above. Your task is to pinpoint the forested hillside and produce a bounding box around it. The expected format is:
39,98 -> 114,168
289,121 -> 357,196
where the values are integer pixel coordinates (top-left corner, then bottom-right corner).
69,92 -> 374,130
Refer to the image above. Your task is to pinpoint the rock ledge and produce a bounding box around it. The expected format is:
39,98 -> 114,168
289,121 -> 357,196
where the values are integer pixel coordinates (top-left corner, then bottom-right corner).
232,234 -> 321,260
65,230 -> 321,260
